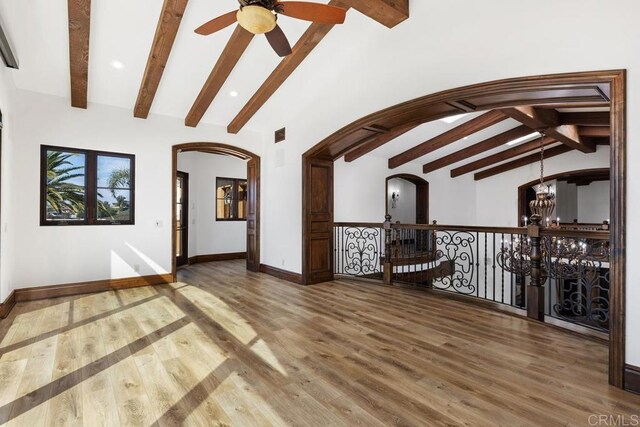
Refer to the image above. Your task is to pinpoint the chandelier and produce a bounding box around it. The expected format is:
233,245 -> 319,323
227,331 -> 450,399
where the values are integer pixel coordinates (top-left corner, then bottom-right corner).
529,131 -> 555,223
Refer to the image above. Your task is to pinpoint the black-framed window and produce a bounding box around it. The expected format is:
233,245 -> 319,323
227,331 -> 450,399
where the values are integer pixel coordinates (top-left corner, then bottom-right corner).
41,145 -> 135,226
216,177 -> 247,221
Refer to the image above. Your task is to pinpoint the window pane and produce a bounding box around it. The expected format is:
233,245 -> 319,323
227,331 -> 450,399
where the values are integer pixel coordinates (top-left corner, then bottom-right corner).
97,155 -> 131,189
216,178 -> 235,220
217,199 -> 232,219
97,189 -> 131,222
45,150 -> 86,221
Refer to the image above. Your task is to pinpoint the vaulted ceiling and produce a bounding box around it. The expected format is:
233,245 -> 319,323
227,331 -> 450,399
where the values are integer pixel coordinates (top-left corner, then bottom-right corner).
0,0 -> 407,133
0,0 -> 624,181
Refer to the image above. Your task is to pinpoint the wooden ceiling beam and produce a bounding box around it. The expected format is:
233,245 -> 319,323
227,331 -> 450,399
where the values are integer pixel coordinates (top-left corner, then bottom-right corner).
578,126 -> 610,137
341,0 -> 408,28
502,106 -> 595,153
227,0 -> 350,134
450,136 -> 557,178
501,105 -> 559,128
344,123 -> 417,162
134,0 -> 189,119
548,124 -> 595,153
422,125 -> 532,174
68,0 -> 91,109
186,26 -> 254,127
559,111 -> 610,126
474,145 -> 573,181
388,110 -> 507,169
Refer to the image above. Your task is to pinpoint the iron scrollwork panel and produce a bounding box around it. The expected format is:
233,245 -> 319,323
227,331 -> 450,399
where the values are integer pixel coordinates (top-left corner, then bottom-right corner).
342,227 -> 382,276
545,237 -> 610,331
432,231 -> 476,295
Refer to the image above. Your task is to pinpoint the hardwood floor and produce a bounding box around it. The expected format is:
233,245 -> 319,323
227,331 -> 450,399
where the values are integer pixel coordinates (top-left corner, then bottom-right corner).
0,260 -> 638,426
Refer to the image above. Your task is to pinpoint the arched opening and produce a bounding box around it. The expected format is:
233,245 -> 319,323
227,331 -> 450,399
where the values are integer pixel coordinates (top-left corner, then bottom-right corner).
385,174 -> 429,224
171,142 -> 260,278
301,70 -> 626,388
518,168 -> 610,227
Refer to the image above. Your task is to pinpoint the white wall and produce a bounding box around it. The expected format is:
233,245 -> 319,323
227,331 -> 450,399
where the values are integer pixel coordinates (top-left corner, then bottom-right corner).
556,180 -> 578,224
177,151 -> 247,257
578,180 -> 610,223
387,177 -> 416,224
334,156 -> 477,225
0,66 -> 16,302
2,89 -> 263,292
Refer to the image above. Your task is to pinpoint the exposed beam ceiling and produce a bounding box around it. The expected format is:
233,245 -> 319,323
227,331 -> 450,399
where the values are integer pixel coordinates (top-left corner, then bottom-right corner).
578,126 -> 610,137
343,0 -> 409,28
502,106 -> 595,153
474,145 -> 573,181
186,26 -> 254,128
227,0 -> 350,134
68,0 -> 91,109
344,123 -> 418,162
134,0 -> 189,119
388,110 -> 507,169
450,136 -> 557,178
422,125 -> 532,174
559,111 -> 610,126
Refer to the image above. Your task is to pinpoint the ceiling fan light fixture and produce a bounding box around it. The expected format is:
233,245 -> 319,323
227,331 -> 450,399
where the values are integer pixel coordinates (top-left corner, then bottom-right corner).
237,6 -> 277,34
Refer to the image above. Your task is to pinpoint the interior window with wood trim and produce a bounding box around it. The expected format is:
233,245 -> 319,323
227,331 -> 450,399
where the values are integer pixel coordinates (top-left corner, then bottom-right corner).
216,177 -> 247,221
41,145 -> 135,225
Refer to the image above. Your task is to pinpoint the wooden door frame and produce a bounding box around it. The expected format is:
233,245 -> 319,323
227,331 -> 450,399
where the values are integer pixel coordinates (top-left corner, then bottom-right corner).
171,142 -> 261,278
175,171 -> 189,267
385,174 -> 429,224
302,70 -> 626,389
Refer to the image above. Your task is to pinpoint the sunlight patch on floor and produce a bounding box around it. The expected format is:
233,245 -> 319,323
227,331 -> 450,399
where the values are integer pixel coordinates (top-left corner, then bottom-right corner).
250,338 -> 288,377
178,285 -> 257,345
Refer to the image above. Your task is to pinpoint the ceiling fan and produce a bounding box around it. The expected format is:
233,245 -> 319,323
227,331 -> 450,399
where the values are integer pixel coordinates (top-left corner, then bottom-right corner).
195,0 -> 347,57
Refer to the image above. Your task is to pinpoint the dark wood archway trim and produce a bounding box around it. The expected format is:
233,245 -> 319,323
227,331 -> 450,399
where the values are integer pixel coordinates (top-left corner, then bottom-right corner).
301,70 -> 626,389
171,142 -> 261,278
385,174 -> 429,224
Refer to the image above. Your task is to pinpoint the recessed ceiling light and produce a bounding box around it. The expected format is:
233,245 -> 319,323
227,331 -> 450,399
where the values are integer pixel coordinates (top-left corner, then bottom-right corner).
230,91 -> 239,97
110,60 -> 125,70
440,114 -> 468,124
506,132 -> 541,146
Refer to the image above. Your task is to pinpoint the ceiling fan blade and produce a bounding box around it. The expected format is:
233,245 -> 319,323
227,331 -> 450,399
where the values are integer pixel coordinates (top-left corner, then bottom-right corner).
275,2 -> 346,24
195,11 -> 238,35
265,24 -> 292,57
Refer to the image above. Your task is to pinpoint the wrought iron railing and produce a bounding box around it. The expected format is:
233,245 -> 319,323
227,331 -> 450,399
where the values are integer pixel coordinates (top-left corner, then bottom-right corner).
390,223 -> 528,310
541,229 -> 610,332
333,222 -> 384,278
333,218 -> 611,334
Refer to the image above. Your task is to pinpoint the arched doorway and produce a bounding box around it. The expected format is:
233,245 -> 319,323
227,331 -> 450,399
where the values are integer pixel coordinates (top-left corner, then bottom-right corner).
385,174 -> 429,224
301,70 -> 626,388
518,168 -> 610,226
172,142 -> 260,277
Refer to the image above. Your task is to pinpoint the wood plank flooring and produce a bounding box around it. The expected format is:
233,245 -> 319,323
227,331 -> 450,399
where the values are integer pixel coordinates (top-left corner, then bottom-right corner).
0,259 -> 638,426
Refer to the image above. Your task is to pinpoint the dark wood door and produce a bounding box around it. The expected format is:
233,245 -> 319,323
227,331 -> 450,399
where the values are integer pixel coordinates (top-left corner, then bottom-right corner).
302,157 -> 334,285
246,158 -> 260,272
176,171 -> 189,267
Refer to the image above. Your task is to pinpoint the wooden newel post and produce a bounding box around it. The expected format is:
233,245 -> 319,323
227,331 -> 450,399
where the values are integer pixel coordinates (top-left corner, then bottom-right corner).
383,214 -> 393,285
527,214 -> 545,321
